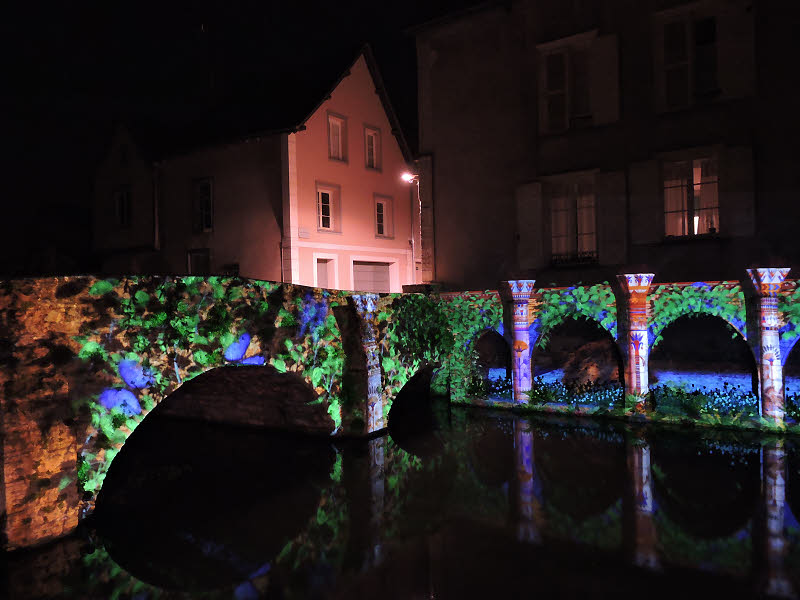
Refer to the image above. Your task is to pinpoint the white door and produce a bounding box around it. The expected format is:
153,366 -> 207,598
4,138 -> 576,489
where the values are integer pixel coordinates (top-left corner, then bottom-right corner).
352,261 -> 391,293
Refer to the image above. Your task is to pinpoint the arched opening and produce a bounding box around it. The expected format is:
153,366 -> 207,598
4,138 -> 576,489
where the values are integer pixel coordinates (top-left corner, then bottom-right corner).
650,431 -> 760,540
474,330 -> 511,399
531,316 -> 624,406
387,366 -> 443,458
93,367 -> 337,592
649,315 -> 758,416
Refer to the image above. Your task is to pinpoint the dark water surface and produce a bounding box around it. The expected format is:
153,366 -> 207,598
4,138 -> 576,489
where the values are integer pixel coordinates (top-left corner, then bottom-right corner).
4,404 -> 800,599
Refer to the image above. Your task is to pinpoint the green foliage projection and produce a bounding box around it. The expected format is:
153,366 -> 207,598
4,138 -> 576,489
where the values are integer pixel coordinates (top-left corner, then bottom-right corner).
533,283 -> 617,348
74,277 -> 409,496
649,283 -> 747,348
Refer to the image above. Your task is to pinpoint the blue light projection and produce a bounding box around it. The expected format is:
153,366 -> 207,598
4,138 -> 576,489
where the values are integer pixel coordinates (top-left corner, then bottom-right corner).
99,388 -> 142,416
224,333 -> 266,366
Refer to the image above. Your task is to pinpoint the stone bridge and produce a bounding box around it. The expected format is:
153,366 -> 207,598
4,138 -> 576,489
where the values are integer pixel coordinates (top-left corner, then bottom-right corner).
2,267 -> 799,552
0,276 -> 424,551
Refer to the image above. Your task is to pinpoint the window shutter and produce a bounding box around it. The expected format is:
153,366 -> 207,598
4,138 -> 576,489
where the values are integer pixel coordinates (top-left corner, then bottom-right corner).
719,146 -> 755,237
595,170 -> 627,264
515,182 -> 545,269
628,160 -> 662,244
589,34 -> 619,125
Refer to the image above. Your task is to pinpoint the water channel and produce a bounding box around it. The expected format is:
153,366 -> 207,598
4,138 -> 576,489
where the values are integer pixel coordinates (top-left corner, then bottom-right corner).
3,402 -> 800,599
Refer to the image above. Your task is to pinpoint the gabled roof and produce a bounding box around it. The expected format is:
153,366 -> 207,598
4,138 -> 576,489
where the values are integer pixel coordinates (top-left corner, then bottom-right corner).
113,43 -> 412,163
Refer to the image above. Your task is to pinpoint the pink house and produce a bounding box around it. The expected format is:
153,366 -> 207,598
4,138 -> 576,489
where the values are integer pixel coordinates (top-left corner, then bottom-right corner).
94,45 -> 422,293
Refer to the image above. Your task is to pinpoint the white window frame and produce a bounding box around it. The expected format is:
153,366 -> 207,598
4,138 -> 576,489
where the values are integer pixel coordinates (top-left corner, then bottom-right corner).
661,151 -> 720,238
374,194 -> 393,238
537,30 -> 596,134
316,182 -> 341,233
312,252 -> 340,289
542,170 -> 598,264
327,113 -> 347,162
655,6 -> 719,111
364,126 -> 381,170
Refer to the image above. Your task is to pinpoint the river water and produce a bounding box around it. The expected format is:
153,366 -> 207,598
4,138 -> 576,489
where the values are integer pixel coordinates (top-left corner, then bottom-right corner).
3,404 -> 800,599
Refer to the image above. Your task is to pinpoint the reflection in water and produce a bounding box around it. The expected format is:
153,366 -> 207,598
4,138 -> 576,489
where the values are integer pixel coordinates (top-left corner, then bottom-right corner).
4,407 -> 800,599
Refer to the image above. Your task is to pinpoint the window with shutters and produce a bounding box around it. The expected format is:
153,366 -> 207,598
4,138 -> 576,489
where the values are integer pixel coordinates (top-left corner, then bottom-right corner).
663,157 -> 719,237
192,177 -> 213,233
546,178 -> 597,264
538,33 -> 594,134
328,113 -> 347,161
659,14 -> 719,109
364,126 -> 381,170
316,182 -> 341,232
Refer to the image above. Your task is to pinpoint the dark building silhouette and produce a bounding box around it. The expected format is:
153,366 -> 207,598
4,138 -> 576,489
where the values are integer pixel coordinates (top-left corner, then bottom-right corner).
413,0 -> 800,289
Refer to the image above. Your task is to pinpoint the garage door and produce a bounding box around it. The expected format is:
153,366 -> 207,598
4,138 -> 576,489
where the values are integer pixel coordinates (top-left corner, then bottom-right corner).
353,261 -> 391,293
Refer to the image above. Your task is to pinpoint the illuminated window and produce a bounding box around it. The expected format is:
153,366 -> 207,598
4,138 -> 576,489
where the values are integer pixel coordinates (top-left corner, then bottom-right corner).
365,127 -> 381,170
187,248 -> 211,275
316,183 -> 340,232
540,44 -> 591,133
663,157 -> 719,237
375,195 -> 393,238
112,187 -> 131,228
192,177 -> 213,233
661,16 -> 718,109
548,180 -> 596,264
328,114 -> 347,161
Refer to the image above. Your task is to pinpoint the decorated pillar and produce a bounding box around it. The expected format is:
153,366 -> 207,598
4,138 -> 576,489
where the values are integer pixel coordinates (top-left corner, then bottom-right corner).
617,274 -> 655,400
747,268 -> 790,422
755,439 -> 795,598
515,419 -> 541,543
352,294 -> 384,433
501,280 -> 536,403
625,432 -> 659,570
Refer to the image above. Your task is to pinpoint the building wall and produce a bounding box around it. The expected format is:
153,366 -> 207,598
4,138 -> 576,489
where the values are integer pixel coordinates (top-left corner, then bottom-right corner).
93,126 -> 157,272
415,0 -> 792,288
157,136 -> 284,281
287,54 -> 417,292
417,7 -> 530,289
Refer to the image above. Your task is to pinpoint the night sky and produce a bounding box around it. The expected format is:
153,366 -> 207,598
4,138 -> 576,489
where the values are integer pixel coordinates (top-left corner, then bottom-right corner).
5,0 -> 478,277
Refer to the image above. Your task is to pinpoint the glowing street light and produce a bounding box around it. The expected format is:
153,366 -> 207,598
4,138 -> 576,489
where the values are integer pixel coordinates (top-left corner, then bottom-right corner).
401,172 -> 418,183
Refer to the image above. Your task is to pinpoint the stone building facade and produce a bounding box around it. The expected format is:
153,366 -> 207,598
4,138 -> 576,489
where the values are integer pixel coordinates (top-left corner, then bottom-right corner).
413,0 -> 799,289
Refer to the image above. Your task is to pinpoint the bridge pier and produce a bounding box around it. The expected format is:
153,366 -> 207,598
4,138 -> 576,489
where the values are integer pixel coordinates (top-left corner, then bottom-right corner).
501,280 -> 536,403
624,430 -> 659,570
747,268 -> 791,422
617,274 -> 655,405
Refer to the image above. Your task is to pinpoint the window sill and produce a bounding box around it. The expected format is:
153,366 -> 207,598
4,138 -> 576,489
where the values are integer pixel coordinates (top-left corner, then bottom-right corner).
328,157 -> 348,165
661,232 -> 722,244
317,228 -> 342,235
550,252 -> 599,267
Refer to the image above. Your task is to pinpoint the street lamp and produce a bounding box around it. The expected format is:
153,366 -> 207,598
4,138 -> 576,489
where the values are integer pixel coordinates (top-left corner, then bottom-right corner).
401,171 -> 422,283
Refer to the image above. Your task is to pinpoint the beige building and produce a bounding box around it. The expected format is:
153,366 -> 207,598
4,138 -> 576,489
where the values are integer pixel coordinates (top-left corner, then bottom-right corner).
94,45 -> 422,293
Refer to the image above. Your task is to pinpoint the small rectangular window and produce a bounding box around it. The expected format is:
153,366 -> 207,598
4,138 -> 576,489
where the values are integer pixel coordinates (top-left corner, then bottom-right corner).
192,178 -> 213,233
374,195 -> 393,238
328,114 -> 346,161
113,187 -> 131,228
316,183 -> 340,232
663,157 -> 719,237
365,127 -> 381,170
